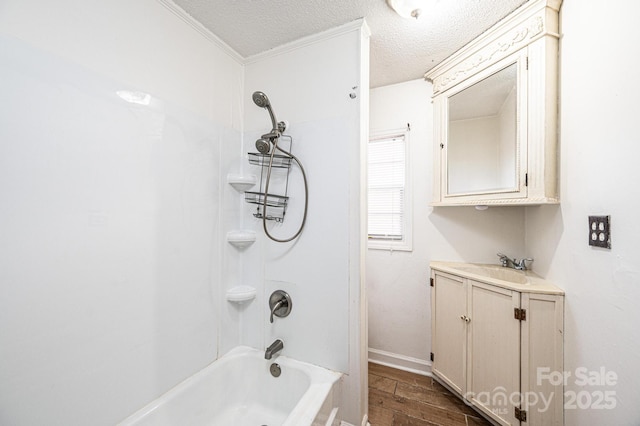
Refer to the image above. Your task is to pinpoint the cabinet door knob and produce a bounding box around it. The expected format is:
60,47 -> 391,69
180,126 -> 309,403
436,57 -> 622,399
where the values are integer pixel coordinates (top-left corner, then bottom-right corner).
465,316 -> 471,323
460,315 -> 466,321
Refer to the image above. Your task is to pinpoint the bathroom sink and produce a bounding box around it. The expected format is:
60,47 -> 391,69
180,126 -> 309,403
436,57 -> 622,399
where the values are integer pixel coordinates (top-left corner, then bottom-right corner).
430,261 -> 564,295
453,264 -> 529,285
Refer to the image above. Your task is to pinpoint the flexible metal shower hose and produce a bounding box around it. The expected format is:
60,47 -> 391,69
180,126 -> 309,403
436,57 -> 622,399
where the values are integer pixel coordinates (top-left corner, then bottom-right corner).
261,137 -> 308,243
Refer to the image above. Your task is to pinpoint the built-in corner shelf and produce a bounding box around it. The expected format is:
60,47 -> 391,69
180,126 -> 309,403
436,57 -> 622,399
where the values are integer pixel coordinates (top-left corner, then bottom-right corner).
227,173 -> 257,192
226,230 -> 256,249
226,285 -> 257,303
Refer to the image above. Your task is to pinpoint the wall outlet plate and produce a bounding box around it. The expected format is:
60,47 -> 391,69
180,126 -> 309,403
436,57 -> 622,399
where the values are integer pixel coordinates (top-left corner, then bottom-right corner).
588,215 -> 611,249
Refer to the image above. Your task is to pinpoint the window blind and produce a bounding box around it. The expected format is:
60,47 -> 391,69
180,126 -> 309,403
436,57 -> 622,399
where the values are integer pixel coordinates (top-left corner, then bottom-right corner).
368,135 -> 406,240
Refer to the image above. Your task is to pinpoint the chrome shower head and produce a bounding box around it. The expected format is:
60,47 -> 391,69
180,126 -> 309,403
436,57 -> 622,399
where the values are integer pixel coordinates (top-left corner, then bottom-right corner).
255,138 -> 271,154
252,91 -> 270,108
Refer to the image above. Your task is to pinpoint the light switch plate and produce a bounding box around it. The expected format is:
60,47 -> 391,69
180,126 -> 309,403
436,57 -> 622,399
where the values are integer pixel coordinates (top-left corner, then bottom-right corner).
588,215 -> 611,249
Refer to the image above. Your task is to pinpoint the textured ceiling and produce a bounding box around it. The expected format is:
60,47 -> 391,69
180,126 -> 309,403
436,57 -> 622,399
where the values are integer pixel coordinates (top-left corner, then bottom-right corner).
172,0 -> 528,88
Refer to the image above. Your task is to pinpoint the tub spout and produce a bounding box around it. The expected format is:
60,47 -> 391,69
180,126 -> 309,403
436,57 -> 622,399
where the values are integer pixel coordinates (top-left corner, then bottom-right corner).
265,339 -> 284,360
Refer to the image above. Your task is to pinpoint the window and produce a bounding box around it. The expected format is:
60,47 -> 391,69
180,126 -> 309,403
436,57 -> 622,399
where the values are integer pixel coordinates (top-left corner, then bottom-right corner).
367,129 -> 412,251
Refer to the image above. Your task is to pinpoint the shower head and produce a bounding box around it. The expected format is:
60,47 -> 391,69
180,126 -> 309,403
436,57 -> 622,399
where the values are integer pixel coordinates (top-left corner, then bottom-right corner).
255,138 -> 271,154
252,91 -> 270,108
252,91 -> 278,132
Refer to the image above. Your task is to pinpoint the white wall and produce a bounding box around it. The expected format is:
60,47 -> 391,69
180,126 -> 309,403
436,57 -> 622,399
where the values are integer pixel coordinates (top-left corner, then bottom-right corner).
0,1 -> 242,424
525,0 -> 640,423
368,79 -> 526,373
220,22 -> 369,425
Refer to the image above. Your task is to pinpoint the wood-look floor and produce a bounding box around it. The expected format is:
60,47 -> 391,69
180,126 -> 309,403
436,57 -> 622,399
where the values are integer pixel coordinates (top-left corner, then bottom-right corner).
368,363 -> 492,426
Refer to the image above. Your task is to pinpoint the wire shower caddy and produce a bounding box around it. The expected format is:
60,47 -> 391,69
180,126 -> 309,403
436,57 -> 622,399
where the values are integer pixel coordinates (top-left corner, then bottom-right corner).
244,134 -> 294,222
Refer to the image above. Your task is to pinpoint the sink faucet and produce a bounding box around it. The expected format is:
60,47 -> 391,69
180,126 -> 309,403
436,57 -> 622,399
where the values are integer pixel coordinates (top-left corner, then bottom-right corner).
515,258 -> 533,270
497,253 -> 533,271
265,339 -> 284,360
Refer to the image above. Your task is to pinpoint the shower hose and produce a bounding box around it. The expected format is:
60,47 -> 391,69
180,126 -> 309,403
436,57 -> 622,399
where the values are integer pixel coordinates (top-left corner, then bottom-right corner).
262,137 -> 308,243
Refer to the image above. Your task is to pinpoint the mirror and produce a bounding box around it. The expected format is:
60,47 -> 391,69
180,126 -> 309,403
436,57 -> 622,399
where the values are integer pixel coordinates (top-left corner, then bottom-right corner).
447,63 -> 518,195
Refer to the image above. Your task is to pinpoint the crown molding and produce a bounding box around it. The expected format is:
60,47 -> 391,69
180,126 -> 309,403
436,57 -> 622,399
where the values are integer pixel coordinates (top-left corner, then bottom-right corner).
155,2 -> 369,68
244,18 -> 369,65
156,0 -> 244,64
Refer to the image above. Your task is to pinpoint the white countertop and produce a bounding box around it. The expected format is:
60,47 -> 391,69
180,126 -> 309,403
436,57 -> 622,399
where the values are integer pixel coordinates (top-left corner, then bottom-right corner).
430,261 -> 565,295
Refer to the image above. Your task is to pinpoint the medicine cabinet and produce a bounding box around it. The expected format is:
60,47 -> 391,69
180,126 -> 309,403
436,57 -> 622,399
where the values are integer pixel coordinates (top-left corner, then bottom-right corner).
425,0 -> 562,206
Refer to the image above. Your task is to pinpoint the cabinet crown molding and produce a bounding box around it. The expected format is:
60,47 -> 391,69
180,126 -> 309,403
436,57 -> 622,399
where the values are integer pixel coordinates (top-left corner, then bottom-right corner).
425,0 -> 562,96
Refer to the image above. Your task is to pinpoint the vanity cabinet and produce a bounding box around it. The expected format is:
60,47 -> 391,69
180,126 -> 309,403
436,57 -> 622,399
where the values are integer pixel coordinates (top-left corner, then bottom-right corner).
430,262 -> 564,425
424,0 -> 562,206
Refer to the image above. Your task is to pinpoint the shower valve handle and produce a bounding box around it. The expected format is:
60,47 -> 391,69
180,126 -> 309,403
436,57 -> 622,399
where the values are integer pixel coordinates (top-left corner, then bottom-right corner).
268,290 -> 292,323
270,300 -> 284,324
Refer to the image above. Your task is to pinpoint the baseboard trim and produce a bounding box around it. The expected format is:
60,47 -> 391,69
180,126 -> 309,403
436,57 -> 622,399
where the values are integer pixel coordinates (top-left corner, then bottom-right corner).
368,348 -> 432,376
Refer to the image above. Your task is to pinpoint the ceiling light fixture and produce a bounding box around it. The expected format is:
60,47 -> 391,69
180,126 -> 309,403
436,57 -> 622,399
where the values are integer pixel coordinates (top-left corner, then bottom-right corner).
386,0 -> 423,19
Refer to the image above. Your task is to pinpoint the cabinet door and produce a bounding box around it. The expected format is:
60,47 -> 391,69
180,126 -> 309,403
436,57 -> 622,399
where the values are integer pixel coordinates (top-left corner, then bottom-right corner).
432,271 -> 467,395
521,293 -> 564,426
467,281 -> 520,426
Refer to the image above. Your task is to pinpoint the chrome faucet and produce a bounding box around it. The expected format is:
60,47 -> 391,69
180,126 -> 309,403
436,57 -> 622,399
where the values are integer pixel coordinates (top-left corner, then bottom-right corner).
497,253 -> 533,271
497,253 -> 515,268
265,339 -> 284,360
515,258 -> 533,270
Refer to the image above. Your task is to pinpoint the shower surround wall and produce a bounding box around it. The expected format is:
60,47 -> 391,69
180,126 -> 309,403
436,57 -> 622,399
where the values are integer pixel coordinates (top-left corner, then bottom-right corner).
0,0 -> 242,424
222,22 -> 370,425
0,1 -> 368,425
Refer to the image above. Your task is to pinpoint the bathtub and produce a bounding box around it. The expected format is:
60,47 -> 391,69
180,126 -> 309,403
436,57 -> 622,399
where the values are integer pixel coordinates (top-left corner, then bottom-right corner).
118,346 -> 342,426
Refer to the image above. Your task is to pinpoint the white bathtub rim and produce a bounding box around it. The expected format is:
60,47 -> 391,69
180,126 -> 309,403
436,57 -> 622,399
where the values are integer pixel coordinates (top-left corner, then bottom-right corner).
118,345 -> 342,426
283,382 -> 335,426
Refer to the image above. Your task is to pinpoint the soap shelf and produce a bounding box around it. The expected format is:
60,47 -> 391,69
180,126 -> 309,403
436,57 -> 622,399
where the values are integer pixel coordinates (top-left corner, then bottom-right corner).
227,174 -> 257,192
226,230 -> 256,249
226,285 -> 257,303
